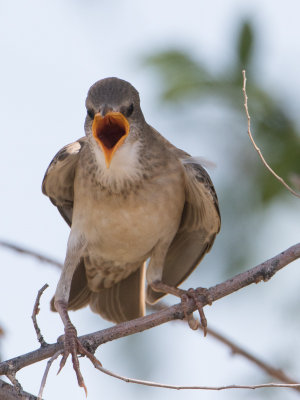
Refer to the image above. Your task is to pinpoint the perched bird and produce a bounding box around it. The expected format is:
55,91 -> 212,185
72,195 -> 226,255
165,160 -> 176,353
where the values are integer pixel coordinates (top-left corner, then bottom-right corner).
42,77 -> 220,391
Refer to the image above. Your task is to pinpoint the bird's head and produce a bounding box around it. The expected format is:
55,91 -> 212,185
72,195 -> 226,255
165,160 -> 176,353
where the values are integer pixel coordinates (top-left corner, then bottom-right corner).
85,77 -> 145,168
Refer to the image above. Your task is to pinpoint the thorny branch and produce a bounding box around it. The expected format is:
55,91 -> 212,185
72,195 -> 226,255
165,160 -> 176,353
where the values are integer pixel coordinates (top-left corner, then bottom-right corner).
242,70 -> 300,199
0,242 -> 299,393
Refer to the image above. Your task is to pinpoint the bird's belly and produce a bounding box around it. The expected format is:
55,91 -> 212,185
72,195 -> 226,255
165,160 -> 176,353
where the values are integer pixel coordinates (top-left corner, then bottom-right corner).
73,182 -> 185,264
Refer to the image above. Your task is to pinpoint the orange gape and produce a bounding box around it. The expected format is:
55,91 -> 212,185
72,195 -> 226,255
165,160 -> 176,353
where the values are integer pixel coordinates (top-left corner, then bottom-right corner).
92,112 -> 130,168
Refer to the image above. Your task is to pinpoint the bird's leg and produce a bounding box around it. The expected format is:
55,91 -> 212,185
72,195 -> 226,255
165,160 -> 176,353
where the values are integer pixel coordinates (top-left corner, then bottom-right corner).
54,231 -> 101,394
54,300 -> 101,395
150,281 -> 212,335
147,244 -> 211,333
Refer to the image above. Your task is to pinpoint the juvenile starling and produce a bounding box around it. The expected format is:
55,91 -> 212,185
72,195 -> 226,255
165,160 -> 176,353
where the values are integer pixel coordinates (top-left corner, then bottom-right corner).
42,77 -> 220,391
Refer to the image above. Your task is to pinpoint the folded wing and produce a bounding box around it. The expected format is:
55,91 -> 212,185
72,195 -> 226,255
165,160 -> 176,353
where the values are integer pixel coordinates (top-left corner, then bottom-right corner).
42,138 -> 145,322
146,159 -> 221,303
43,138 -> 92,310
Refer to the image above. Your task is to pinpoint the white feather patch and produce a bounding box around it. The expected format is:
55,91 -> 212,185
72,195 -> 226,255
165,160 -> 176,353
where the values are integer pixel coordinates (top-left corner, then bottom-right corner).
66,141 -> 82,154
92,140 -> 143,189
181,156 -> 216,170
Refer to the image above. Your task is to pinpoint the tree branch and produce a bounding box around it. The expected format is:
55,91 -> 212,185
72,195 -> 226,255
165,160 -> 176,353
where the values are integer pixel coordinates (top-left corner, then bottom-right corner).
31,284 -> 49,348
0,240 -> 62,269
0,378 -> 38,400
0,242 -> 299,388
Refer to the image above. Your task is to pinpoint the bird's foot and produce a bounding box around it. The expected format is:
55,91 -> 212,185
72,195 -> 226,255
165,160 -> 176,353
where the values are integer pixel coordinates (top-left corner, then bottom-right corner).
58,321 -> 102,395
181,287 -> 212,335
150,281 -> 212,335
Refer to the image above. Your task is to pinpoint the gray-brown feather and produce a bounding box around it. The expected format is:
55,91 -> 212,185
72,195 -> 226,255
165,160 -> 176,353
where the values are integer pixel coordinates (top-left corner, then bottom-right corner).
43,138 -> 146,322
44,139 -> 93,312
50,259 -> 91,311
89,264 -> 145,323
43,122 -> 220,321
146,161 -> 220,304
42,139 -> 86,208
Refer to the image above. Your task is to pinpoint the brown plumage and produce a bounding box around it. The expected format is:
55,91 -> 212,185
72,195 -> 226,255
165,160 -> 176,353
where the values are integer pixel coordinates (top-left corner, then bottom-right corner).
42,77 -> 220,389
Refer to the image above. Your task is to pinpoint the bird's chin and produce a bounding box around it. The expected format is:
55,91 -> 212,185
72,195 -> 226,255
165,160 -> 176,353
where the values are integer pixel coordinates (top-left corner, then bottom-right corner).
92,112 -> 130,168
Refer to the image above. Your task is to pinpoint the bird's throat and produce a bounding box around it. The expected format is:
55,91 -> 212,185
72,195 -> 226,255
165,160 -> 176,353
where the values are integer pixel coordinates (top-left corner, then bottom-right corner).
92,112 -> 130,168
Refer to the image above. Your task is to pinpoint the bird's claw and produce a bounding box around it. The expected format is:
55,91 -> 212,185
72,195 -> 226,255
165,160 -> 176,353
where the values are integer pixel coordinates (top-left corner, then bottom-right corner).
180,287 -> 212,336
58,322 -> 102,396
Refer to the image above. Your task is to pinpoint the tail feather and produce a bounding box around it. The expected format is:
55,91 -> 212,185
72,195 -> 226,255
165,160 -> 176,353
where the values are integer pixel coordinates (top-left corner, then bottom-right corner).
51,259 -> 91,312
146,230 -> 215,304
90,263 -> 145,323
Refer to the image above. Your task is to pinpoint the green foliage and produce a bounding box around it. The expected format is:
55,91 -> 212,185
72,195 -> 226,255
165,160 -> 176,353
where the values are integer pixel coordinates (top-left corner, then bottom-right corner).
143,20 -> 300,274
238,21 -> 254,68
255,106 -> 300,201
144,20 -> 300,205
145,50 -> 210,101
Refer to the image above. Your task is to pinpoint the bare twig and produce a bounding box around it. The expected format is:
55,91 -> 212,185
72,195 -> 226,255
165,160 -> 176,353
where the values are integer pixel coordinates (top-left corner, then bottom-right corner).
242,70 -> 300,199
290,173 -> 300,190
7,372 -> 22,395
0,240 -> 63,269
31,284 -> 49,348
95,363 -> 300,391
149,302 -> 300,392
205,326 -> 300,391
0,242 -> 299,393
37,350 -> 62,400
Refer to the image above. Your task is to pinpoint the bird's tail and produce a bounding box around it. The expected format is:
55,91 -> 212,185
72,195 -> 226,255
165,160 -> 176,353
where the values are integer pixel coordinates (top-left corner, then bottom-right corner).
50,258 -> 91,312
89,263 -> 145,324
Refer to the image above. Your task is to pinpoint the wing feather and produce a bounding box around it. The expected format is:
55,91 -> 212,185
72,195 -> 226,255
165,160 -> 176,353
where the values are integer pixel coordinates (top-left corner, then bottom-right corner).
146,159 -> 220,304
43,138 -> 91,312
42,137 -> 86,226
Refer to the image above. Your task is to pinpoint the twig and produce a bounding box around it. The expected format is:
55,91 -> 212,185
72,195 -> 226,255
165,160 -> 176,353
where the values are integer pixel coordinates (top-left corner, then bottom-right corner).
7,372 -> 23,395
95,363 -> 300,391
31,284 -> 49,348
242,70 -> 300,199
290,173 -> 300,190
149,302 -> 300,392
205,326 -> 300,391
150,301 -> 300,393
37,350 -> 62,400
0,240 -> 63,269
0,243 -> 299,393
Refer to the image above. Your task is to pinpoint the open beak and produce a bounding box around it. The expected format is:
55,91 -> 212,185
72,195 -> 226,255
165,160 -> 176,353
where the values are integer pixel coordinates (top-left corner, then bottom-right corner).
92,112 -> 130,168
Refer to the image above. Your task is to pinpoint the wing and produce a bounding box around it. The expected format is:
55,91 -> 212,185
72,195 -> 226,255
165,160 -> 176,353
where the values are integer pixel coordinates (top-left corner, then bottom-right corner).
43,137 -> 91,311
146,159 -> 221,304
42,137 -> 87,226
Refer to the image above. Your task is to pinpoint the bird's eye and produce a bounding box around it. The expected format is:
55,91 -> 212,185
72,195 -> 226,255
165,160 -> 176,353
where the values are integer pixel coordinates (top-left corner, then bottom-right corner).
126,103 -> 134,117
87,109 -> 94,119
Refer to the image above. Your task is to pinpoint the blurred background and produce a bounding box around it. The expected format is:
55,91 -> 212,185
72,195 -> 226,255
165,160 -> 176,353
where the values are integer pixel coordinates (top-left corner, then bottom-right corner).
0,0 -> 299,399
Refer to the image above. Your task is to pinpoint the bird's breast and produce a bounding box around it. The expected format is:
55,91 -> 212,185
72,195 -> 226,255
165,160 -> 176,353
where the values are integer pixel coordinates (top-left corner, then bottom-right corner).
72,168 -> 185,264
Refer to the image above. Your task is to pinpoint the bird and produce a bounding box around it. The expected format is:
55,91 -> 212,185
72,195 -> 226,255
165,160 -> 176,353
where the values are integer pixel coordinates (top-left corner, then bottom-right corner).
42,77 -> 221,391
